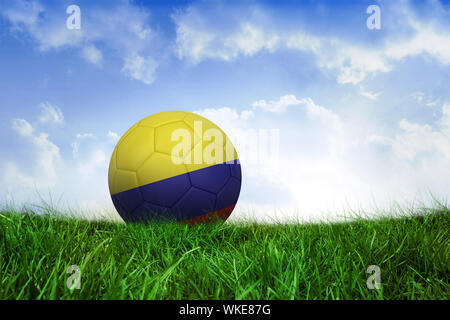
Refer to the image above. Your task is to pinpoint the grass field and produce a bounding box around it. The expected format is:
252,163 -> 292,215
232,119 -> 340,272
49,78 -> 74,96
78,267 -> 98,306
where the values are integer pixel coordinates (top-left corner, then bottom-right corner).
0,207 -> 449,300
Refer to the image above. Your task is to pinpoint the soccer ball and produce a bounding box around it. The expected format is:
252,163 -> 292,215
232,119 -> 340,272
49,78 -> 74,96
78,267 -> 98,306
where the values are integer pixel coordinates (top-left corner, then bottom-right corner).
108,111 -> 241,223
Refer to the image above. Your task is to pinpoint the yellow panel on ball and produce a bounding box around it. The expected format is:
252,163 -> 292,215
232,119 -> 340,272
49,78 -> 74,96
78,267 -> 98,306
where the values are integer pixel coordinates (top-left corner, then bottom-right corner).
108,111 -> 239,195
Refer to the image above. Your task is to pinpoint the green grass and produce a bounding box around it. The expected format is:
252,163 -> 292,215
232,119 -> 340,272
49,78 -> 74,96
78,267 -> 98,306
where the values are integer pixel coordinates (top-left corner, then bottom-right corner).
0,208 -> 449,300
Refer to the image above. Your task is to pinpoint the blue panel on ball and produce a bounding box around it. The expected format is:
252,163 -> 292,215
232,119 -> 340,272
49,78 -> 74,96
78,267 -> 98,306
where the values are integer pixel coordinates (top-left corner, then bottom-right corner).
230,163 -> 242,180
140,172 -> 191,207
216,177 -> 241,213
112,187 -> 143,216
189,163 -> 230,193
171,187 -> 217,221
111,162 -> 242,223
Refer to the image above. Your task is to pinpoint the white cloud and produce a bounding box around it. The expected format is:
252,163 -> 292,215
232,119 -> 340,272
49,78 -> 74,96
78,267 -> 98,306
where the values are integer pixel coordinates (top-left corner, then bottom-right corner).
71,133 -> 94,158
3,0 -> 43,30
252,94 -> 301,113
391,114 -> 450,162
193,94 -> 352,219
440,103 -> 450,130
194,95 -> 340,138
3,114 -> 115,217
12,118 -> 33,136
81,45 -> 103,66
367,103 -> 450,162
426,99 -> 440,108
298,97 -> 342,129
5,1 -> 450,87
173,2 -> 450,85
285,32 -> 322,54
76,133 -> 94,139
287,35 -> 391,85
335,48 -> 390,85
193,106 -> 254,144
2,0 -> 84,50
172,5 -> 391,84
71,141 -> 80,159
195,95 -> 344,174
360,102 -> 450,207
224,23 -> 279,57
8,118 -> 61,188
121,54 -> 157,85
172,7 -> 279,63
359,86 -> 382,100
386,26 -> 450,65
411,92 -> 441,108
2,162 -> 35,190
107,131 -> 119,142
366,135 -> 392,145
252,94 -> 341,129
77,149 -> 108,179
411,92 -> 425,104
1,0 -> 159,85
175,29 -> 214,62
39,102 -> 64,124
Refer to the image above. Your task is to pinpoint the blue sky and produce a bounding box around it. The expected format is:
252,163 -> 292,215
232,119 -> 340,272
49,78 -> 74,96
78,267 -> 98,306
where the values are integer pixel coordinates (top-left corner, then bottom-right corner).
1,0 -> 450,222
